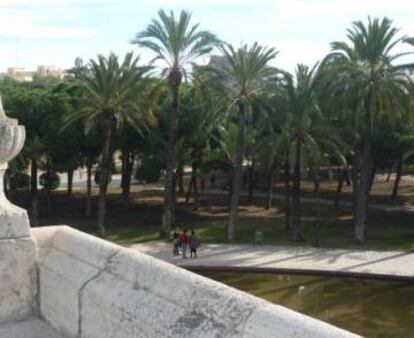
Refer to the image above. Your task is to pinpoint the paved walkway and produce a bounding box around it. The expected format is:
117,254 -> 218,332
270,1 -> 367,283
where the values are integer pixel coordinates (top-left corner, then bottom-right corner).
130,242 -> 414,281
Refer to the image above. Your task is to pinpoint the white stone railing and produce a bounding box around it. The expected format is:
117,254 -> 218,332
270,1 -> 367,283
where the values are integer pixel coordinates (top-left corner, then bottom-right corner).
0,97 -> 37,324
33,226 -> 360,338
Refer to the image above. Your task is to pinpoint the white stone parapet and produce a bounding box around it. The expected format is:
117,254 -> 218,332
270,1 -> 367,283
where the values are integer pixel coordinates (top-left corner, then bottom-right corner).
0,96 -> 37,324
33,226 -> 360,338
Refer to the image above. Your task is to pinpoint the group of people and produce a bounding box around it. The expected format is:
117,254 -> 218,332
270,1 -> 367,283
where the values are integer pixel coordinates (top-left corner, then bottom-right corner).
171,229 -> 200,259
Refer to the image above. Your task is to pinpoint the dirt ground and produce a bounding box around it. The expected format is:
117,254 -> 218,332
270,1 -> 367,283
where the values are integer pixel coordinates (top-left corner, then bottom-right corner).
10,178 -> 414,251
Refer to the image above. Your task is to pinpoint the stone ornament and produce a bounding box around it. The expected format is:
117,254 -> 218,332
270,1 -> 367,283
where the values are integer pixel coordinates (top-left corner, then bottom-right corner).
0,95 -> 30,239
0,97 -> 26,168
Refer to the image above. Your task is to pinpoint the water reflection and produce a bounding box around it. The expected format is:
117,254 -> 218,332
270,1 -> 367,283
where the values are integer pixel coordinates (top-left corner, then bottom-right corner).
201,272 -> 414,338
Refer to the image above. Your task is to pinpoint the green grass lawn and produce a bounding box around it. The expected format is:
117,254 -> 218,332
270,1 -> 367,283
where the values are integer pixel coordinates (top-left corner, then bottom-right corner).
17,187 -> 414,252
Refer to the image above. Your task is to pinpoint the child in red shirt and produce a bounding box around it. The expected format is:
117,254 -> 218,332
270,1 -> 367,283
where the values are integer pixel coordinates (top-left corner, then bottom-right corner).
179,230 -> 189,258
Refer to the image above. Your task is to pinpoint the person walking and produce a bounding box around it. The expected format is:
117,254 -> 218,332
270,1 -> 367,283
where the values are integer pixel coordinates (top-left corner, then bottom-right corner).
189,230 -> 200,258
179,230 -> 189,259
171,228 -> 180,257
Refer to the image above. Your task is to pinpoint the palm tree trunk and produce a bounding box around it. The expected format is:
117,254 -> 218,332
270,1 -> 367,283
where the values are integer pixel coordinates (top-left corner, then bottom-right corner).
171,171 -> 177,225
192,162 -> 199,210
120,152 -> 126,188
121,152 -> 134,211
228,173 -> 233,210
266,171 -> 274,210
292,140 -> 302,241
162,72 -> 180,237
86,157 -> 93,217
354,91 -> 374,243
247,160 -> 255,203
185,176 -> 194,203
368,165 -> 376,192
355,156 -> 370,243
284,161 -> 291,230
67,169 -> 74,195
353,155 -> 366,243
335,169 -> 346,207
386,163 -> 394,182
177,163 -> 185,195
97,115 -> 113,236
227,101 -> 246,240
45,159 -> 52,213
391,156 -> 403,200
30,158 -> 38,226
345,166 -> 351,185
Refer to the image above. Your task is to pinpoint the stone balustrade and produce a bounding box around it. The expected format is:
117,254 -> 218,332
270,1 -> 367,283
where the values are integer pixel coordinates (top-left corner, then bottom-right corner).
33,226 -> 359,338
0,97 -> 37,325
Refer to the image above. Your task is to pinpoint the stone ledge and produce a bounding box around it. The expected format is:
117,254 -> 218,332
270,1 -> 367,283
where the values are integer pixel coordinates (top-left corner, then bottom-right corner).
0,207 -> 31,239
0,237 -> 37,324
0,317 -> 63,338
33,226 -> 360,338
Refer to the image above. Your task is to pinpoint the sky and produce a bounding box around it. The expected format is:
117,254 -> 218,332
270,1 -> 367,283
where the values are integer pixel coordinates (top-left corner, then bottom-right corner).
0,0 -> 413,73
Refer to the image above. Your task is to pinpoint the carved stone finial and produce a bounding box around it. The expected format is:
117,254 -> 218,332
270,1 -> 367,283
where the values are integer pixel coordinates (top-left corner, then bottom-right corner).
0,94 -> 29,239
0,95 -> 36,325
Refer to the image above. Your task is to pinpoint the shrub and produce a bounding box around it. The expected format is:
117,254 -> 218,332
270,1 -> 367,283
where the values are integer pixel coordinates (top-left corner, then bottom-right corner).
10,172 -> 30,190
135,158 -> 163,183
39,172 -> 60,191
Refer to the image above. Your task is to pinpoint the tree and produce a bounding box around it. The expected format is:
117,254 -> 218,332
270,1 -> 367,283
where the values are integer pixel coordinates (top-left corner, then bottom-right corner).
49,83 -> 85,196
2,85 -> 65,225
64,52 -> 149,236
324,17 -> 413,242
64,58 -> 100,216
212,43 -> 277,240
278,64 -> 346,241
118,126 -> 146,211
178,78 -> 227,209
132,9 -> 219,237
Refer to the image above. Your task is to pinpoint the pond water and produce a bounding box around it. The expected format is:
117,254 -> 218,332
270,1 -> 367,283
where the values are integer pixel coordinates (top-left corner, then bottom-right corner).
200,272 -> 414,338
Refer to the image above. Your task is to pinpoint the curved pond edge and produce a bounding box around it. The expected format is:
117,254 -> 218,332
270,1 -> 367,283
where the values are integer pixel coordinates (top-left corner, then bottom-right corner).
184,265 -> 414,283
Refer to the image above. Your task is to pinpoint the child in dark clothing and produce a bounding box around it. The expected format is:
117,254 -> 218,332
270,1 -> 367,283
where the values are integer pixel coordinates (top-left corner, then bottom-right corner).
171,229 -> 180,256
189,231 -> 200,258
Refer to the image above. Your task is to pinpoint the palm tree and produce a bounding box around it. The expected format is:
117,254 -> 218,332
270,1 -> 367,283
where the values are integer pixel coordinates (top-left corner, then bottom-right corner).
132,10 -> 219,237
64,52 -> 149,236
212,43 -> 277,240
281,65 -> 321,241
324,17 -> 413,242
264,64 -> 345,241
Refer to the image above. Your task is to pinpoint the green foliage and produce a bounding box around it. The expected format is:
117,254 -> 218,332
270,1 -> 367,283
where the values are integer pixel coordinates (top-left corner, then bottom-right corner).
132,9 -> 220,79
135,157 -> 163,183
10,172 -> 30,190
63,52 -> 151,134
39,172 -> 61,191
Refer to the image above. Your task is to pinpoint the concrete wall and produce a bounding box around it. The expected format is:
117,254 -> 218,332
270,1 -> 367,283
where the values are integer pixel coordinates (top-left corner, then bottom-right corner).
33,226 -> 359,338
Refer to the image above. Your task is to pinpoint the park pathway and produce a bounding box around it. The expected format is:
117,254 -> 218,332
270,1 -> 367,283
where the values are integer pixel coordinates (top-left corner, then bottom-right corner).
204,189 -> 414,213
130,242 -> 414,281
